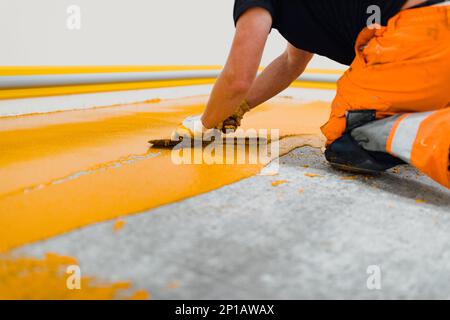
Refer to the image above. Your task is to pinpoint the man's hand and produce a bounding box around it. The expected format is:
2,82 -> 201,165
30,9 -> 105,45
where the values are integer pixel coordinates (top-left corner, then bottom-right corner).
221,100 -> 252,133
175,115 -> 207,139
173,115 -> 224,141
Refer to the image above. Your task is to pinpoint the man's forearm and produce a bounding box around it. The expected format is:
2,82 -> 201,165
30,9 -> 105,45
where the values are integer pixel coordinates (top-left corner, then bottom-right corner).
201,72 -> 251,129
202,50 -> 312,129
246,50 -> 313,108
201,7 -> 272,129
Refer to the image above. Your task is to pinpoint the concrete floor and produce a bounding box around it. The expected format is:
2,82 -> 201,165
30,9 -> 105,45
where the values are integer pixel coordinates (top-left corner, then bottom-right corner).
15,147 -> 450,299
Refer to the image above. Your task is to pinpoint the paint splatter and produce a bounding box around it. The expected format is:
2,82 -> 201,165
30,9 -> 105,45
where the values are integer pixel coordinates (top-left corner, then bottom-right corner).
271,180 -> 289,187
113,219 -> 126,232
0,253 -> 149,300
304,173 -> 323,178
167,281 -> 179,290
340,176 -> 358,181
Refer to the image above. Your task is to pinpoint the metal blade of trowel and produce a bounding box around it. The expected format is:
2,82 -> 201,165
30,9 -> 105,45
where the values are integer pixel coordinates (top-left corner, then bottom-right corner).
149,136 -> 270,149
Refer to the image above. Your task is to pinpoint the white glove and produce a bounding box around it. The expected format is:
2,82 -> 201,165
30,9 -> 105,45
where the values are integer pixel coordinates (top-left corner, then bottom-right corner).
181,115 -> 207,139
172,115 -> 222,142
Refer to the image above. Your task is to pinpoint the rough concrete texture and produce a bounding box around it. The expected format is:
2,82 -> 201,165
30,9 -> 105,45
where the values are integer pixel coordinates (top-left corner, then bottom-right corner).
15,147 -> 450,299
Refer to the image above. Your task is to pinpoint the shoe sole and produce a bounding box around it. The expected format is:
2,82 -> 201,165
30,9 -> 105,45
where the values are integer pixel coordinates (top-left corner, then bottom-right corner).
328,162 -> 381,175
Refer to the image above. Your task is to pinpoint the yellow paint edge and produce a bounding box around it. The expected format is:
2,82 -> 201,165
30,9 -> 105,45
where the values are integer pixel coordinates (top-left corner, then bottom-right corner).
0,65 -> 343,76
291,81 -> 337,90
0,65 -> 223,76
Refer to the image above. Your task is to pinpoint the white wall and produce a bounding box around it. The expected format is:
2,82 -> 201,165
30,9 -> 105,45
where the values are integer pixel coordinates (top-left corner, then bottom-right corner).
0,0 -> 345,69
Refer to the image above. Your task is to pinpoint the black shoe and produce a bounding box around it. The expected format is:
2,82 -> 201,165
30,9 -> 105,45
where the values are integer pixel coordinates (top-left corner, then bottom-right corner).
325,110 -> 406,174
325,133 -> 405,174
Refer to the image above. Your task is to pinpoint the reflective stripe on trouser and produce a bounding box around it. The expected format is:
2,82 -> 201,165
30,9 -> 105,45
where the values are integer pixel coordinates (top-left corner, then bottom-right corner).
352,108 -> 450,188
387,112 -> 433,163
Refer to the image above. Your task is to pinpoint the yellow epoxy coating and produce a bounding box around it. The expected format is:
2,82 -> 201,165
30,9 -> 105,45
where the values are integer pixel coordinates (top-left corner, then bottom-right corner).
0,96 -> 330,299
0,96 -> 329,252
0,253 -> 148,300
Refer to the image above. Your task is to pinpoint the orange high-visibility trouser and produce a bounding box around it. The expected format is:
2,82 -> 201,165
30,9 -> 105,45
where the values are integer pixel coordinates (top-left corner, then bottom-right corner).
321,4 -> 450,188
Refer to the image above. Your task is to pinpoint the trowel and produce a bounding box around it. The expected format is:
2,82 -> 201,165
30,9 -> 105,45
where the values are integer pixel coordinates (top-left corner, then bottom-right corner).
149,136 -> 269,149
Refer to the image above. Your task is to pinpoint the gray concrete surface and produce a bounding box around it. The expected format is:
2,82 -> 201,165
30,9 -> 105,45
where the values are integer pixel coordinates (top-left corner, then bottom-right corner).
15,147 -> 450,299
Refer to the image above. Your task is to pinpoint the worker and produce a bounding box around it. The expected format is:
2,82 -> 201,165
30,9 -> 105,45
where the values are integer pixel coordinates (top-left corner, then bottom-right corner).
179,0 -> 450,188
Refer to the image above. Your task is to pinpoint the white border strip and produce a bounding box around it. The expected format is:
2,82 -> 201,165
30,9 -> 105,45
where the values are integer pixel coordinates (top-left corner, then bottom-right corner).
0,86 -> 336,117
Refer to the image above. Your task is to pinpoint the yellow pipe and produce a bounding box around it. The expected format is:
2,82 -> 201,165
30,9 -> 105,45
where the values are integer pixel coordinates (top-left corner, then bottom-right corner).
0,66 -> 340,100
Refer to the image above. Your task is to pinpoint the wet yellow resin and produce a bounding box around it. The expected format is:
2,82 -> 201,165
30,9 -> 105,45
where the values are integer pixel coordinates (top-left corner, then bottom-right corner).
0,96 -> 330,299
0,96 -> 330,252
0,253 -> 148,300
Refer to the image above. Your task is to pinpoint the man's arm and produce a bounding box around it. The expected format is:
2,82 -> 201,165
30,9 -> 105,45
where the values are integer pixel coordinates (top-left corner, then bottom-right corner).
246,44 -> 313,108
201,7 -> 271,129
201,8 -> 313,129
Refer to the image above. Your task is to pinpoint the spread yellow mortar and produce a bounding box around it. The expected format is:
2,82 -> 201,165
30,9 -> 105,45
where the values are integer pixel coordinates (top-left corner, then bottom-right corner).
0,253 -> 149,300
0,95 -> 330,298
